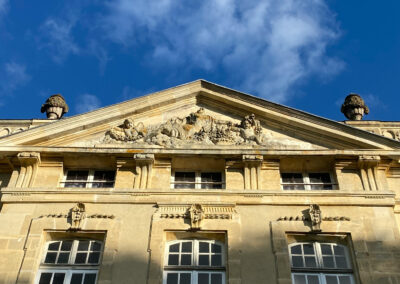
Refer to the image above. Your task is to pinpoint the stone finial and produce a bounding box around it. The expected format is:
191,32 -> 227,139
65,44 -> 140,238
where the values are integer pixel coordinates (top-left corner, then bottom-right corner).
41,94 -> 69,119
341,93 -> 369,120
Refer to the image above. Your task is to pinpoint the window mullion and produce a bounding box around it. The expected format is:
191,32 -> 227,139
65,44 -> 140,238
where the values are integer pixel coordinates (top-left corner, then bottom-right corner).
194,240 -> 198,266
303,173 -> 311,190
195,172 -> 201,189
87,170 -> 95,188
315,243 -> 322,268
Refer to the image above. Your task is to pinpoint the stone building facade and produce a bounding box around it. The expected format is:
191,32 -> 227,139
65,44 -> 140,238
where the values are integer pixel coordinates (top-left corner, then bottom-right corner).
0,80 -> 399,284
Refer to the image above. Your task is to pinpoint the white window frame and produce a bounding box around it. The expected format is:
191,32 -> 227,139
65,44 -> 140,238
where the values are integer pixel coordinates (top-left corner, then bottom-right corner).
163,240 -> 226,284
61,170 -> 115,188
35,269 -> 98,284
280,172 -> 337,190
289,242 -> 354,284
170,171 -> 225,189
36,240 -> 103,284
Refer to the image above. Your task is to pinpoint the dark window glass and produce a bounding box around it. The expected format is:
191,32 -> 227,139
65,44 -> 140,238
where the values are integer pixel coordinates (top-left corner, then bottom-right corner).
88,252 -> 100,264
83,273 -> 97,284
180,273 -> 191,284
181,254 -> 192,265
211,244 -> 221,253
57,252 -> 69,264
198,273 -> 209,284
181,242 -> 192,253
92,171 -> 115,188
39,273 -> 52,284
169,244 -> 179,252
71,273 -> 83,284
53,273 -> 65,284
281,173 -> 305,190
75,253 -> 87,264
309,173 -> 332,190
44,252 -> 57,264
211,255 -> 222,266
199,242 -> 209,253
65,170 -> 89,188
166,273 -> 178,284
201,172 -> 222,189
168,254 -> 179,265
211,274 -> 222,284
48,242 -> 61,251
78,241 -> 89,251
199,255 -> 209,266
61,241 -> 73,251
91,242 -> 102,251
174,172 -> 195,189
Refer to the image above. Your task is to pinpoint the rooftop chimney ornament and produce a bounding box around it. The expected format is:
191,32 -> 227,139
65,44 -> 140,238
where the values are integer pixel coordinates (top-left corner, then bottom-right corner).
41,94 -> 69,119
341,93 -> 369,120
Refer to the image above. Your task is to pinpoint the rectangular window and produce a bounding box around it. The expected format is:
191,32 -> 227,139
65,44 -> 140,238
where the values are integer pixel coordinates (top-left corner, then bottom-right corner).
36,239 -> 103,284
163,240 -> 225,284
172,172 -> 224,189
61,170 -> 115,188
290,242 -> 354,284
281,173 -> 336,190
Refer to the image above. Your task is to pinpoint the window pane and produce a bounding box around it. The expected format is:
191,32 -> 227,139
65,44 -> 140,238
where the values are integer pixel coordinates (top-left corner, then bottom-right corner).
335,256 -> 347,268
309,173 -> 331,183
325,276 -> 339,284
321,244 -> 333,255
303,244 -> 314,255
334,246 -> 345,255
53,273 -> 66,284
293,274 -> 306,284
88,252 -> 100,264
199,242 -> 209,253
93,171 -> 115,181
60,240 -> 73,251
338,276 -> 352,284
57,252 -> 70,264
66,171 -> 89,181
282,173 -> 303,183
91,241 -> 102,251
211,255 -> 222,266
305,256 -> 317,268
211,274 -> 222,284
175,172 -> 195,182
39,273 -> 52,284
201,172 -> 222,189
48,242 -> 61,251
181,242 -> 192,252
169,244 -> 179,252
292,256 -> 304,267
198,273 -> 209,284
180,273 -> 191,284
323,256 -> 335,268
83,273 -> 97,284
44,252 -> 57,264
166,273 -> 178,284
307,275 -> 320,284
181,254 -> 191,265
75,252 -> 88,264
211,244 -> 221,253
291,245 -> 302,254
71,273 -> 83,284
199,255 -> 209,265
78,241 -> 89,251
168,254 -> 179,265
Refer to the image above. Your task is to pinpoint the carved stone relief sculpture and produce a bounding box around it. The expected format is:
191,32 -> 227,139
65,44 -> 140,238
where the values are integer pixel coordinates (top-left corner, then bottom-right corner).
70,203 -> 86,230
309,204 -> 322,232
104,108 -> 312,149
188,204 -> 204,230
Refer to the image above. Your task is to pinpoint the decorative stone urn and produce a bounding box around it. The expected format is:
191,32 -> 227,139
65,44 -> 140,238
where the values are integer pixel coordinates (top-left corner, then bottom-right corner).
340,93 -> 369,120
41,94 -> 69,119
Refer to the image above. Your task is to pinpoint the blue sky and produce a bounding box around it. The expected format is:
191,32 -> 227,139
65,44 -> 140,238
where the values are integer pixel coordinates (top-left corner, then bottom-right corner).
0,0 -> 399,121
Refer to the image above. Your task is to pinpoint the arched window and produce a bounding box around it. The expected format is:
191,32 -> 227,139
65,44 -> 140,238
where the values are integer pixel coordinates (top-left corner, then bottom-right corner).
36,239 -> 103,284
163,240 -> 225,284
289,242 -> 354,284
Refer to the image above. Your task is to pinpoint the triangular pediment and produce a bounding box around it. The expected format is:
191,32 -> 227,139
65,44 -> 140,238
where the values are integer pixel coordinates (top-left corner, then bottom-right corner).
0,80 -> 399,150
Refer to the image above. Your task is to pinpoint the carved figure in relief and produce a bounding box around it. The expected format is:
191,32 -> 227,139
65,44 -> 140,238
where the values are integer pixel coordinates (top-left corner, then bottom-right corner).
104,108 -> 313,149
108,118 -> 145,142
188,204 -> 204,229
309,204 -> 322,231
70,203 -> 86,230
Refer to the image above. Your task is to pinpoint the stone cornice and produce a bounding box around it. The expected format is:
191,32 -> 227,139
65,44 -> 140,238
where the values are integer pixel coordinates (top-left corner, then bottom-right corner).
1,188 -> 395,206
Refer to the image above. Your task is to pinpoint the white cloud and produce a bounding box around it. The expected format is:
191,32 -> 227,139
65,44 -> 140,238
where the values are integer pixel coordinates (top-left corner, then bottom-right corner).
38,17 -> 80,63
101,0 -> 344,102
75,94 -> 101,114
0,62 -> 31,97
0,0 -> 8,17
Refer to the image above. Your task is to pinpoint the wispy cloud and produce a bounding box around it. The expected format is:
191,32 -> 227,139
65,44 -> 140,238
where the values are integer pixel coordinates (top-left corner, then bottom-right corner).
75,94 -> 101,114
37,16 -> 80,63
0,0 -> 8,18
0,62 -> 31,99
101,0 -> 344,102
